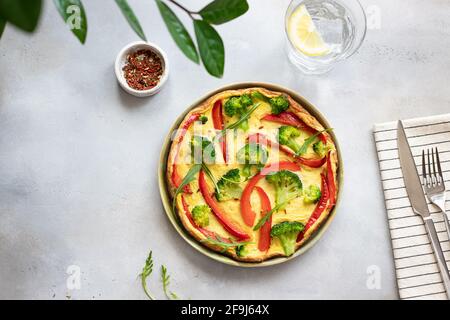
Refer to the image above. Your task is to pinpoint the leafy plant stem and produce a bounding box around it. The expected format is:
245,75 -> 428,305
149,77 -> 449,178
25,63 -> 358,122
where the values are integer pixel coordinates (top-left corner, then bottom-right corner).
168,0 -> 195,18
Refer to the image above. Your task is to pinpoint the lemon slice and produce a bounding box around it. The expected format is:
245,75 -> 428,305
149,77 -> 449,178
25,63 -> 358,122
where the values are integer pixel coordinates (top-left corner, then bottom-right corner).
287,5 -> 330,57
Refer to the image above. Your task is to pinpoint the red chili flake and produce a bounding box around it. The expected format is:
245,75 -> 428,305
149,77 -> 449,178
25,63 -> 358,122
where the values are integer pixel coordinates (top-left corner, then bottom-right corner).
122,49 -> 163,91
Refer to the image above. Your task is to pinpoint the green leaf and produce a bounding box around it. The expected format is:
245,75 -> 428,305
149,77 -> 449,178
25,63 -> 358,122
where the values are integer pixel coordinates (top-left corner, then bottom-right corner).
253,196 -> 298,231
139,251 -> 156,300
0,18 -> 5,38
115,0 -> 146,41
53,0 -> 88,44
201,163 -> 220,196
199,0 -> 249,25
194,20 -> 224,78
0,0 -> 42,32
156,0 -> 199,63
161,265 -> 178,300
224,102 -> 260,131
172,163 -> 202,213
201,236 -> 252,253
297,128 -> 333,156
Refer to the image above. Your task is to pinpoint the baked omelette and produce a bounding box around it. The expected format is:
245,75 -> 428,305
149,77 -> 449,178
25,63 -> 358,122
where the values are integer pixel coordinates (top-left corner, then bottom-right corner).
167,87 -> 338,262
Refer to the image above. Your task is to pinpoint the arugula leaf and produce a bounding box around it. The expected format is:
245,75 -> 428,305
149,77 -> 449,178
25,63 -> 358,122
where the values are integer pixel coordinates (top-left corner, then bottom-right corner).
193,19 -> 224,78
253,196 -> 298,231
156,0 -> 199,63
115,0 -> 146,41
201,236 -> 252,253
172,163 -> 202,213
201,163 -> 220,195
0,0 -> 42,32
139,251 -> 156,300
199,0 -> 249,25
212,102 -> 260,149
0,18 -> 5,38
297,128 -> 333,156
53,0 -> 88,44
224,102 -> 260,131
161,265 -> 179,300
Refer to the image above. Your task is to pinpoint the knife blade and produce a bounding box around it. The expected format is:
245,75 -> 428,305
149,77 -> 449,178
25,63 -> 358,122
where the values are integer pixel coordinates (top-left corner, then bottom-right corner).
397,120 -> 430,217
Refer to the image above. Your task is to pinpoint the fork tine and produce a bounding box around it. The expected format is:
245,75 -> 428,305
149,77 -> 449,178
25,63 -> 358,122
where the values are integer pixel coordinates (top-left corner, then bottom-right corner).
422,149 -> 427,185
435,147 -> 443,184
432,148 -> 437,185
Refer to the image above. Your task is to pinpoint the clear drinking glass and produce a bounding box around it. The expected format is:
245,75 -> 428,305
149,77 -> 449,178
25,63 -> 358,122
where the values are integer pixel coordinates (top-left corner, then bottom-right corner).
285,0 -> 367,74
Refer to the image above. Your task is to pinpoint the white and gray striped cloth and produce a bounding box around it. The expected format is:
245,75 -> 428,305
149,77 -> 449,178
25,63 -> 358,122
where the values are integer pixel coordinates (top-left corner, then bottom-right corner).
374,114 -> 450,300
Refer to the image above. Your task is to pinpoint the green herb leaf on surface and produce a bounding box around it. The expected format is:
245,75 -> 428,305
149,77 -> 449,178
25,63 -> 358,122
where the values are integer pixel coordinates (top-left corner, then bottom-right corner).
140,251 -> 156,300
115,0 -> 146,41
53,0 -> 88,44
161,265 -> 179,300
193,19 -> 224,78
156,0 -> 199,63
199,0 -> 249,25
0,0 -> 42,32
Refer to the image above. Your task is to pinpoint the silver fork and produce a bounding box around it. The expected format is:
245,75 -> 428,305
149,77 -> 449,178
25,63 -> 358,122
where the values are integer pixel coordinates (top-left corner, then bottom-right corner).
422,147 -> 450,242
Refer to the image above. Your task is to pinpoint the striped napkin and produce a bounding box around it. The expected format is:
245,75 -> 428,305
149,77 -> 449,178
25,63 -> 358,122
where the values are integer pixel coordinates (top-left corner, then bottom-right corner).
374,114 -> 450,300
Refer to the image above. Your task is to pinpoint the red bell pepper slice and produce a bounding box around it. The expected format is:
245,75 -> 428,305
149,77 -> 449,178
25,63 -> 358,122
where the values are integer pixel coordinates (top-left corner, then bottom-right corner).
297,173 -> 330,242
255,186 -> 272,252
248,133 -> 326,169
212,100 -> 227,163
171,113 -> 200,193
198,170 -> 250,240
326,151 -> 336,208
240,161 -> 301,226
297,156 -> 327,168
262,111 -> 327,143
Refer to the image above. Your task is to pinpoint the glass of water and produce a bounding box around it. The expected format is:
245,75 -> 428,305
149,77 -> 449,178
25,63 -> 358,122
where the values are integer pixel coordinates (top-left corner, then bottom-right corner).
285,0 -> 366,74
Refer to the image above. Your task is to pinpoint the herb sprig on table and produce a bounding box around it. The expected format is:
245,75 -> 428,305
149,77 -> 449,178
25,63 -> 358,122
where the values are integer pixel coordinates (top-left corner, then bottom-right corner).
140,250 -> 180,300
139,251 -> 156,300
0,0 -> 249,78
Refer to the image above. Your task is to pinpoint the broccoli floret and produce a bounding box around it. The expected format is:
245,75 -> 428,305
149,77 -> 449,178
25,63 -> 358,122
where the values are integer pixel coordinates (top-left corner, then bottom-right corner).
192,205 -> 210,227
191,135 -> 216,164
265,170 -> 302,209
215,169 -> 242,201
269,95 -> 289,115
278,126 -> 302,154
237,143 -> 268,179
270,221 -> 304,256
199,115 -> 208,124
224,94 -> 254,131
303,185 -> 322,204
313,141 -> 330,158
224,96 -> 242,117
235,244 -> 246,257
240,94 -> 253,107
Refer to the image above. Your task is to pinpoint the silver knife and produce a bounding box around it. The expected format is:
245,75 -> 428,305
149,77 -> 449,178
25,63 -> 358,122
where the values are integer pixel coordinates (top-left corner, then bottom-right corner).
397,120 -> 450,299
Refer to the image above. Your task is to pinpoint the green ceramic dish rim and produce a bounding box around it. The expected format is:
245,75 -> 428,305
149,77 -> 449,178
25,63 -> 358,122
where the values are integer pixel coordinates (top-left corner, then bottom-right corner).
158,82 -> 344,267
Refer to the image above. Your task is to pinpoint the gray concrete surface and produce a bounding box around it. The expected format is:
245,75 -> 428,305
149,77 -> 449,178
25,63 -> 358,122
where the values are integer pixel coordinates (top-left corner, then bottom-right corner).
1,0 -> 449,299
